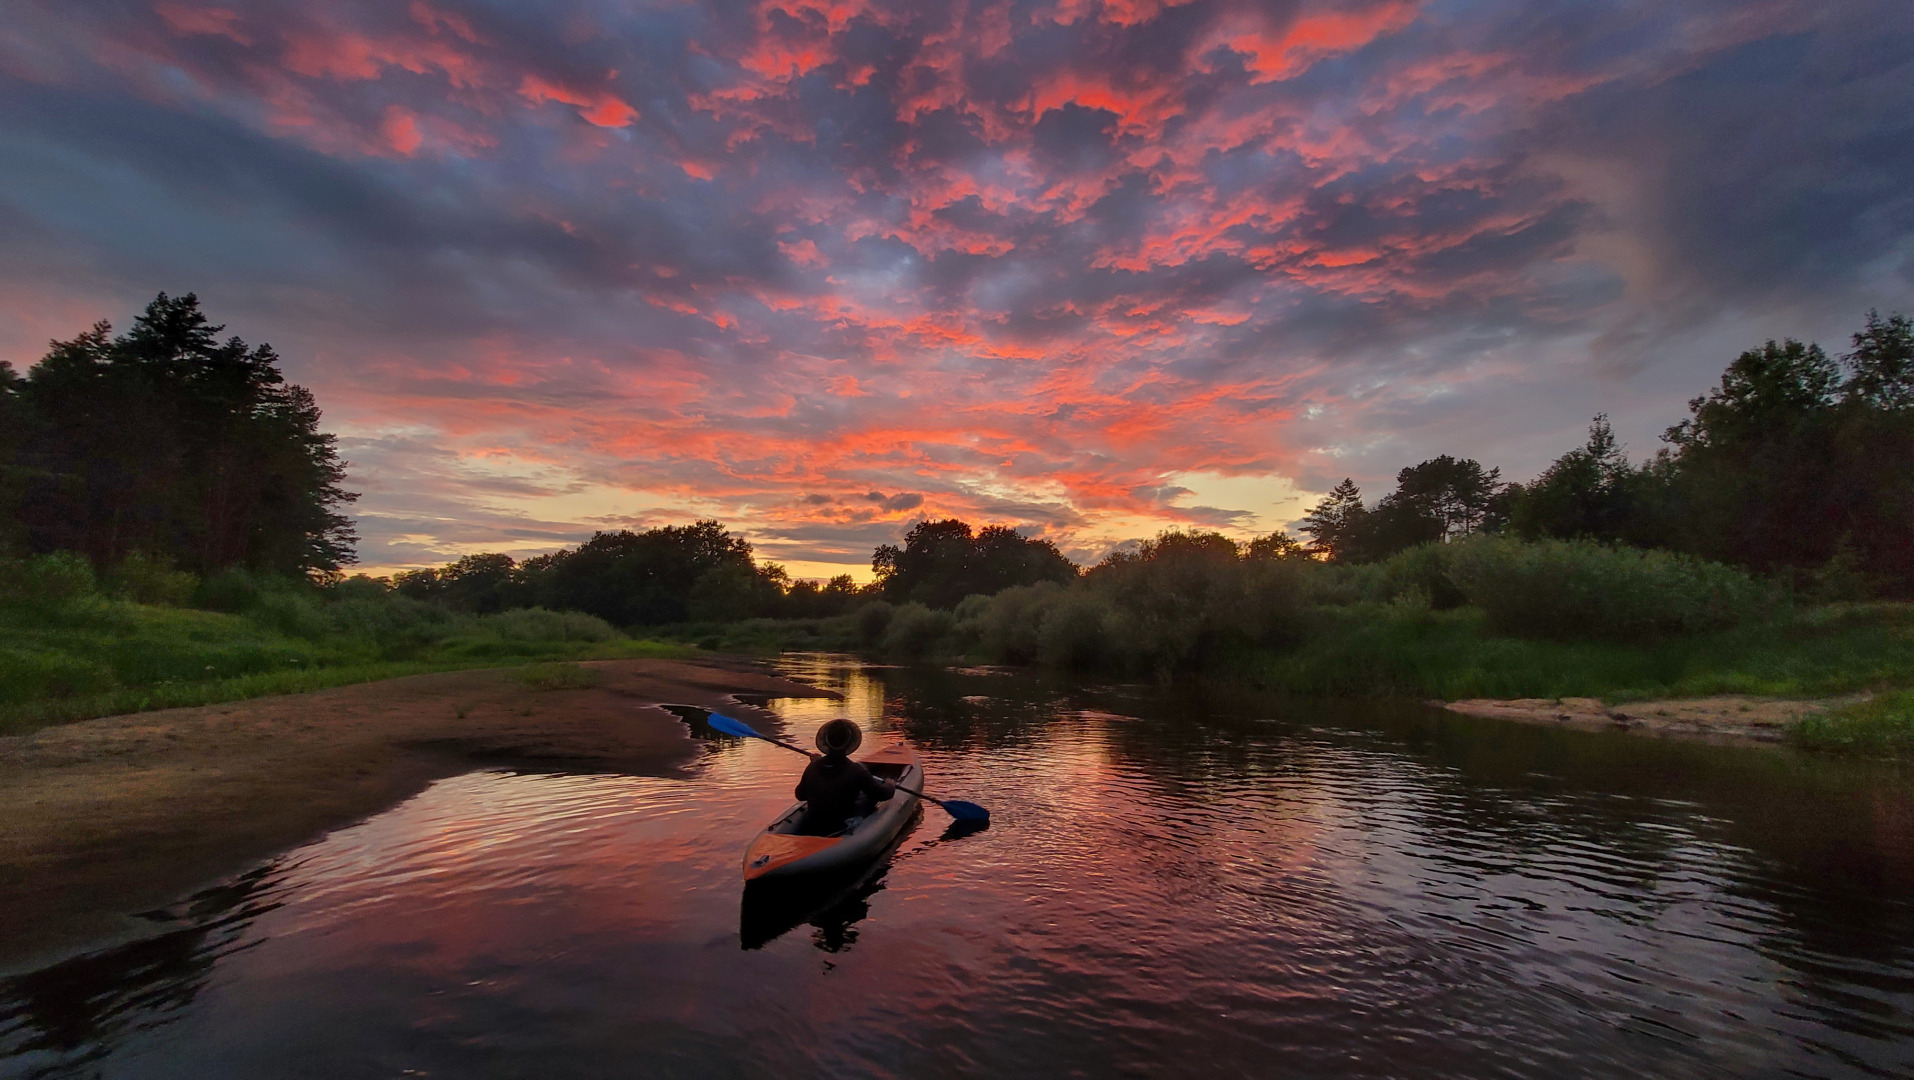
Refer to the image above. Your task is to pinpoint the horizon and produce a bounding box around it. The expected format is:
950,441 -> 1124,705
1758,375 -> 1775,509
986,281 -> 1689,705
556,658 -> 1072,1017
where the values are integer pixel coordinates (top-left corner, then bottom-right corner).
3,0 -> 1910,580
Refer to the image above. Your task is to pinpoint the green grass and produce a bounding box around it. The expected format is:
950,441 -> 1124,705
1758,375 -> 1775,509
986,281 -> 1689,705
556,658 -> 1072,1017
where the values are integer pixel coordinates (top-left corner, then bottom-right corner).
514,661 -> 606,690
0,598 -> 691,734
1792,690 -> 1914,756
1246,602 -> 1914,701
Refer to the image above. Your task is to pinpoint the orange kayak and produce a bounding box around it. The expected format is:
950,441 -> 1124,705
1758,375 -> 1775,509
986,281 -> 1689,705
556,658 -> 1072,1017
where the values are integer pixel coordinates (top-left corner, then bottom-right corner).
742,742 -> 921,882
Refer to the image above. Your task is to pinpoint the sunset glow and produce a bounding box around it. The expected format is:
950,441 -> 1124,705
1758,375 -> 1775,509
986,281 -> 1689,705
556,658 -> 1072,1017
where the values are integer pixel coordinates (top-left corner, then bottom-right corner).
3,0 -> 1908,575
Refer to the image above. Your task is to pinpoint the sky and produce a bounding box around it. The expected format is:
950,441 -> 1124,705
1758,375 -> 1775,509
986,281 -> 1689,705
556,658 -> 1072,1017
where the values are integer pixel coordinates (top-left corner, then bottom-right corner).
2,0 -> 1911,579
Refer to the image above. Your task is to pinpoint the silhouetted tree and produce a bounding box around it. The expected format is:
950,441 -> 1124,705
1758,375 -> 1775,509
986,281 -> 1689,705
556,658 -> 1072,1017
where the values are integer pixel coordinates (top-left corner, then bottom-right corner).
5,294 -> 357,574
873,519 -> 1078,608
516,520 -> 771,625
1844,310 -> 1914,409
394,552 -> 519,613
1510,415 -> 1644,542
1245,531 -> 1309,560
1660,338 -> 1846,574
1298,479 -> 1368,561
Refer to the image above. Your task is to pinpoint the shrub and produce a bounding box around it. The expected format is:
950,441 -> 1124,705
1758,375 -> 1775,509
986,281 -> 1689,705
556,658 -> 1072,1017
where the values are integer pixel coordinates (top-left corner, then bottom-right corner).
515,661 -> 604,690
247,590 -> 330,640
1374,544 -> 1468,609
854,600 -> 895,646
483,607 -> 618,642
0,552 -> 100,611
881,602 -> 955,662
194,567 -> 271,612
0,647 -> 117,703
1448,537 -> 1772,641
959,582 -> 1063,664
329,574 -> 393,602
1034,590 -> 1121,670
323,593 -> 467,650
104,552 -> 199,607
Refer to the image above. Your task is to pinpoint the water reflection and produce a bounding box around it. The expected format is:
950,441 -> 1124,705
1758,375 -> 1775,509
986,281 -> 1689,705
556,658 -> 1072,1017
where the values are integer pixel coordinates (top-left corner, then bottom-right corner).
0,865 -> 286,1080
2,656 -> 1911,1079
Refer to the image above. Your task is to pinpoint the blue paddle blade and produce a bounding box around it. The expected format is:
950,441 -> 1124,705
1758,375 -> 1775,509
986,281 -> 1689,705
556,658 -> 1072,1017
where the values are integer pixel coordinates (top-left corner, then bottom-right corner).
938,799 -> 989,824
705,712 -> 762,740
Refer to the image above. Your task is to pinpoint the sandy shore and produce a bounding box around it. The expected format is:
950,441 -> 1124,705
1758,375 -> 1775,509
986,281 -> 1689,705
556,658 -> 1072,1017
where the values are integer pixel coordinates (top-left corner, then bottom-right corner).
0,657 -> 828,972
1441,694 -> 1851,745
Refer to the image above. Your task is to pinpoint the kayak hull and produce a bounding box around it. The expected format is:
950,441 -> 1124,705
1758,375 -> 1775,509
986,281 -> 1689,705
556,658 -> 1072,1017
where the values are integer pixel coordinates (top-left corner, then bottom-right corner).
742,742 -> 921,882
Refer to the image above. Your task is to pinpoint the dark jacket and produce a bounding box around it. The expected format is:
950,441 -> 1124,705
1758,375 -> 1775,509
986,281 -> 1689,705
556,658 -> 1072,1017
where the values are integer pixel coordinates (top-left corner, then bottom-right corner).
795,754 -> 894,834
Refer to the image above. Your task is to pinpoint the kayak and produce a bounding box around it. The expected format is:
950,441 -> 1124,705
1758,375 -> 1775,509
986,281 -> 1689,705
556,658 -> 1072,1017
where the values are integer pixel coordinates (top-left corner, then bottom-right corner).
742,741 -> 921,883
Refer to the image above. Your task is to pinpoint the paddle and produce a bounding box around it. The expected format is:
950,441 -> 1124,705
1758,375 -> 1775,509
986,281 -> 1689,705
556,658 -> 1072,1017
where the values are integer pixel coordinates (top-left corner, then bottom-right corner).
705,713 -> 990,824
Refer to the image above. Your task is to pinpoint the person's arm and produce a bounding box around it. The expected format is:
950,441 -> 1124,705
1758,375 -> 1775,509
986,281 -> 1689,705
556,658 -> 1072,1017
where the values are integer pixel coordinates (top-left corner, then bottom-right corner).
864,769 -> 897,802
795,761 -> 823,801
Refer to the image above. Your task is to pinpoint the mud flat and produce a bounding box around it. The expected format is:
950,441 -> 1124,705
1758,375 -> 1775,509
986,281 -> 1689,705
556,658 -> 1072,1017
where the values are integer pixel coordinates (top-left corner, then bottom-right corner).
0,657 -> 826,971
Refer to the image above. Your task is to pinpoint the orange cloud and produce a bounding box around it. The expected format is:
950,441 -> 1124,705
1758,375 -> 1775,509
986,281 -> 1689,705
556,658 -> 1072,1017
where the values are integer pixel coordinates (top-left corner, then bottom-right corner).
518,73 -> 638,127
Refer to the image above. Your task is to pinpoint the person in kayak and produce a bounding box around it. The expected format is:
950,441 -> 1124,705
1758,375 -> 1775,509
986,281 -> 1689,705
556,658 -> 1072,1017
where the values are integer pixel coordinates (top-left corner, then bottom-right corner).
795,719 -> 896,835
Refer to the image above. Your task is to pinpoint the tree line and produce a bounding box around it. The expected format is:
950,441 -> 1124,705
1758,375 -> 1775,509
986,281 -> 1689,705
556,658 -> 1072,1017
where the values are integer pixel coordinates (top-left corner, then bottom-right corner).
5,296 -> 1908,613
1297,312 -> 1914,597
0,294 -> 356,576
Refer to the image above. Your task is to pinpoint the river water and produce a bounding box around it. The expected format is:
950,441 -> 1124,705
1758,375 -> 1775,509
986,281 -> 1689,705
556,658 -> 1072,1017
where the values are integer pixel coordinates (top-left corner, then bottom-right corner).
4,655 -> 1913,1079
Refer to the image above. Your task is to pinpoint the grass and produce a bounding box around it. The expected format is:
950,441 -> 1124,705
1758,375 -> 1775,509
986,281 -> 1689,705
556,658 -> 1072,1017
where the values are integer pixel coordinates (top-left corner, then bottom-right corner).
1247,602 -> 1914,702
0,597 -> 691,734
1792,690 -> 1914,756
514,661 -> 605,690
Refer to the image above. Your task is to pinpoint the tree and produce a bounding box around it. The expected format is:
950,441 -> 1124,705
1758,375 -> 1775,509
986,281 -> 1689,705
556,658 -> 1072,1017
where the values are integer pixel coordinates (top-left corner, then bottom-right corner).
519,520 -> 770,624
395,552 -> 518,612
873,518 -> 1078,608
1349,456 -> 1507,560
1298,479 -> 1368,561
1510,416 -> 1642,542
7,294 -> 357,574
1660,339 -> 1845,572
1842,310 -> 1914,410
1245,531 -> 1309,560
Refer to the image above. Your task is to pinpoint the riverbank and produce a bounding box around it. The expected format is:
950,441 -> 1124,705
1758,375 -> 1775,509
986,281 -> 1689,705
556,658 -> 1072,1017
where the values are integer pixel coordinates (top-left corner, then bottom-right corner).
1441,694 -> 1850,746
0,657 -> 828,972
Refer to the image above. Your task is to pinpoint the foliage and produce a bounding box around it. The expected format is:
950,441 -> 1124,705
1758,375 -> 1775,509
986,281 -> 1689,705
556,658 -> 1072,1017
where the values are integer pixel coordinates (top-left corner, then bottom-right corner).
1299,478 -> 1366,560
103,551 -> 199,606
514,661 -> 604,691
485,607 -> 617,642
3,294 -> 356,574
0,566 -> 687,732
1793,690 -> 1914,756
881,602 -> 957,662
515,521 -> 773,625
1447,537 -> 1771,641
1299,457 -> 1511,563
872,519 -> 1079,609
0,551 -> 102,613
1508,416 -> 1647,544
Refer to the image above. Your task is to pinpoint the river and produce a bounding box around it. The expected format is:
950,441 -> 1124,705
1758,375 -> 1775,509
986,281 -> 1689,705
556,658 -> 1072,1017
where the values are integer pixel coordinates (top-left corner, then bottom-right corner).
4,655 -> 1912,1078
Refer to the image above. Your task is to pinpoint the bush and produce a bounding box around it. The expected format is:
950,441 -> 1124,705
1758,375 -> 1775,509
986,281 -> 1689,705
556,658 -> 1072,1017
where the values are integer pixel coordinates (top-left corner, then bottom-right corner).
854,601 -> 895,646
881,602 -> 955,662
1448,537 -> 1772,641
1035,590 -> 1122,670
483,607 -> 618,642
0,647 -> 118,703
0,552 -> 100,612
194,567 -> 272,612
104,552 -> 199,606
958,582 -> 1062,664
515,661 -> 603,690
323,593 -> 467,650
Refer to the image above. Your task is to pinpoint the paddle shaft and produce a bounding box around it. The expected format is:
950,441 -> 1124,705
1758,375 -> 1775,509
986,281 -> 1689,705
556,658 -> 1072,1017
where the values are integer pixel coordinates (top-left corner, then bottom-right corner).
748,738 -> 945,807
707,712 -> 986,822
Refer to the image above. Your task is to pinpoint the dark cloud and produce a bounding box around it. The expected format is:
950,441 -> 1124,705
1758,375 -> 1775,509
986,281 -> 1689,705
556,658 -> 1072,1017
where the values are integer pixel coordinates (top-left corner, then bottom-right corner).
0,0 -> 1907,571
